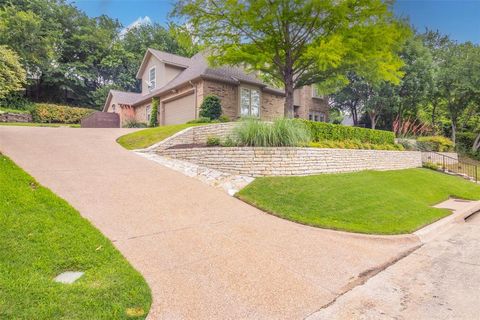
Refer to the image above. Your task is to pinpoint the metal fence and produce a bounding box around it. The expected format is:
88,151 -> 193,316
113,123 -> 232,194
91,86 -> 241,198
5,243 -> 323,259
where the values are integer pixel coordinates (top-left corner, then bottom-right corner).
423,152 -> 478,183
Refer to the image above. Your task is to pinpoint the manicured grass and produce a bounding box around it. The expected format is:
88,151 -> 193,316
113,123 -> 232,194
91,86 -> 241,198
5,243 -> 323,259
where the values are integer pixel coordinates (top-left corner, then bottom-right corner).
0,155 -> 151,319
0,122 -> 80,127
0,107 -> 31,114
117,123 -> 205,150
236,168 -> 480,234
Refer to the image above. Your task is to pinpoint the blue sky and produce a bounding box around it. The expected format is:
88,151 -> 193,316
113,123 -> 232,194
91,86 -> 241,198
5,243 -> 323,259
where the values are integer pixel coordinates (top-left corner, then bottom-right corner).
71,0 -> 480,44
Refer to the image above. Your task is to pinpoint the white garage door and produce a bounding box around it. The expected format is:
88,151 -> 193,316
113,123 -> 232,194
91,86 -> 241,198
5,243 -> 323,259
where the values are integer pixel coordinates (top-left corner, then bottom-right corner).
164,94 -> 196,125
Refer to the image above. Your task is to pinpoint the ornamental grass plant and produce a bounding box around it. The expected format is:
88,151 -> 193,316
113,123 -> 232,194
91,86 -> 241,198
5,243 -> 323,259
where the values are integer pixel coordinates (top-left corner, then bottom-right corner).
231,118 -> 311,147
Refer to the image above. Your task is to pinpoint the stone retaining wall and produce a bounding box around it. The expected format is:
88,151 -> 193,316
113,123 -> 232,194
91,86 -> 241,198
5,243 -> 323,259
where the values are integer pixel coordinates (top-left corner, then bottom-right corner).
157,147 -> 422,177
0,112 -> 32,123
149,122 -> 237,150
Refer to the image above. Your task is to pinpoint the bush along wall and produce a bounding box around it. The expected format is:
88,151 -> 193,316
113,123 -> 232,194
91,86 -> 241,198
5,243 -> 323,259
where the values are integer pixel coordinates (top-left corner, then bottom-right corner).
31,104 -> 95,124
304,121 -> 395,145
199,95 -> 222,120
149,97 -> 159,127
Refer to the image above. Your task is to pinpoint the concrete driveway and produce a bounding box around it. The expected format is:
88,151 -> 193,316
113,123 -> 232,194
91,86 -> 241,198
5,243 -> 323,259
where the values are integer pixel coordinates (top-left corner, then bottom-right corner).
0,126 -> 419,319
307,213 -> 480,320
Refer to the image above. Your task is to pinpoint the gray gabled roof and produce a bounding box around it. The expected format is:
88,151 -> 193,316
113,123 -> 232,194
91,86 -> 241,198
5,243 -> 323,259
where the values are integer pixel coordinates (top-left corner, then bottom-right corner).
110,50 -> 284,108
102,90 -> 142,111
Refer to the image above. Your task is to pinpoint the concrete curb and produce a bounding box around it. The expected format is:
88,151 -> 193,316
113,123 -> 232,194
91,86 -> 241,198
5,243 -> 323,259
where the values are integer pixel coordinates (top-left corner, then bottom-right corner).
414,198 -> 480,243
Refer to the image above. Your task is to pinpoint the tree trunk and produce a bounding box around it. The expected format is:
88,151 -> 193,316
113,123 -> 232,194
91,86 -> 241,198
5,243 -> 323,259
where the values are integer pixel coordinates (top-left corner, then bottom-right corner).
350,104 -> 358,126
369,111 -> 377,130
431,103 -> 437,128
473,133 -> 480,151
283,73 -> 295,118
451,120 -> 457,146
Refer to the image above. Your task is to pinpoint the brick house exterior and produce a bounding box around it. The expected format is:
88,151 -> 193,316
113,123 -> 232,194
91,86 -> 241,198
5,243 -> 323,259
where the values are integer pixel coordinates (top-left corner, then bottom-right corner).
103,49 -> 328,126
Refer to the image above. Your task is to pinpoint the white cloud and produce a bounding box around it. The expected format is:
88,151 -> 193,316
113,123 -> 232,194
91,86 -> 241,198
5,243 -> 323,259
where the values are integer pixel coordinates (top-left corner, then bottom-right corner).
120,16 -> 152,37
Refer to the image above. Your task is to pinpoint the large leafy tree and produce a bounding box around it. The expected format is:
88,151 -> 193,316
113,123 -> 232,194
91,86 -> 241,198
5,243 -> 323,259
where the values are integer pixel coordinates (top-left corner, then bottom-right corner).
0,46 -> 26,98
329,73 -> 370,126
436,42 -> 480,143
174,0 -> 408,117
0,0 -> 195,108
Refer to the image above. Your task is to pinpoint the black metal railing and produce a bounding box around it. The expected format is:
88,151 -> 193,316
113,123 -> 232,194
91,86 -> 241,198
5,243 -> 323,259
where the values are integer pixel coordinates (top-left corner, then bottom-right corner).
422,152 -> 478,183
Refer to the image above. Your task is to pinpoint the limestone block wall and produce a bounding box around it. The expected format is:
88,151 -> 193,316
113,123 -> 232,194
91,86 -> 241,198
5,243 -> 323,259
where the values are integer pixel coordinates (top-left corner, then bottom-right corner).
150,122 -> 238,150
157,147 -> 422,177
0,112 -> 32,123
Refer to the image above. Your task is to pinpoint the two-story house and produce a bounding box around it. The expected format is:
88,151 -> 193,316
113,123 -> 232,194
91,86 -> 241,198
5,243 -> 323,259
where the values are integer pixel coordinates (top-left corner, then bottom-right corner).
103,49 -> 329,126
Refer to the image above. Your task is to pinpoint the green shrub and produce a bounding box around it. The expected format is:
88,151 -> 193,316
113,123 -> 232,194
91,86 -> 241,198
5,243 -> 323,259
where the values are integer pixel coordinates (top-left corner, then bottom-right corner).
31,103 -> 94,124
222,136 -> 237,147
456,132 -> 475,150
149,97 -> 159,127
187,117 -> 217,124
123,119 -> 147,128
231,118 -> 311,147
0,92 -> 34,110
304,120 -> 395,145
309,140 -> 404,151
423,161 -> 439,171
206,136 -> 221,146
199,95 -> 222,120
417,136 -> 454,152
396,138 -> 417,150
218,115 -> 230,122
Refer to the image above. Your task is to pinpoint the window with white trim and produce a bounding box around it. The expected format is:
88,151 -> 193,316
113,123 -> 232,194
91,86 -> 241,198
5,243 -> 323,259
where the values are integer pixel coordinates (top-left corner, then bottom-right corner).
146,105 -> 151,122
149,67 -> 156,91
240,87 -> 260,117
308,111 -> 326,122
112,104 -> 116,112
312,85 -> 322,98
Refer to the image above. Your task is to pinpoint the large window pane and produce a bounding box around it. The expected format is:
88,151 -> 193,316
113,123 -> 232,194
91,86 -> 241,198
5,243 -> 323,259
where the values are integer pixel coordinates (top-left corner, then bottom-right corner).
240,88 -> 250,116
251,90 -> 260,117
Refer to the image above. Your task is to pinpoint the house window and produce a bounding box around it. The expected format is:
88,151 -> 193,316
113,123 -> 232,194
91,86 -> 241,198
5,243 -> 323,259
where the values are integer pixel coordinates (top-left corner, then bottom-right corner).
149,67 -> 156,91
112,104 -> 116,112
309,111 -> 325,122
240,87 -> 260,117
146,105 -> 151,122
312,86 -> 322,98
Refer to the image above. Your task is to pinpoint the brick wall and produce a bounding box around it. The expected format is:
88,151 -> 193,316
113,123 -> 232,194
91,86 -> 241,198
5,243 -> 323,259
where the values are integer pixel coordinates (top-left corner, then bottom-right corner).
201,80 -> 239,119
261,92 -> 284,120
294,86 -> 329,120
157,147 -> 422,177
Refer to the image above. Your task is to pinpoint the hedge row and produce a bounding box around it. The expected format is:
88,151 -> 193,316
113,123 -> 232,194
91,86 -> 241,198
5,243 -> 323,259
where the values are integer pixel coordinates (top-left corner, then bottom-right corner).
303,121 -> 395,145
31,104 -> 94,124
416,136 -> 454,152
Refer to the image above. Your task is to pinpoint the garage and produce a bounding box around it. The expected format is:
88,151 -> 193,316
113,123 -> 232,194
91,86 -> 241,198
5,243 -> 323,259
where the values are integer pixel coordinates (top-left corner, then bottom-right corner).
163,94 -> 196,125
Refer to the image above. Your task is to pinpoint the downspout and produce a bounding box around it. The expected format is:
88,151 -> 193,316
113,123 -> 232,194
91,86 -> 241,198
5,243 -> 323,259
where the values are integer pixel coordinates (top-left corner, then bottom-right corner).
189,81 -> 197,119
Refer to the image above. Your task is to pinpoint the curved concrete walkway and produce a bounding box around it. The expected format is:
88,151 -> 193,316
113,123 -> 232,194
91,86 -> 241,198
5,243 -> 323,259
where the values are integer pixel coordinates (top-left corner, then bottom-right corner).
0,126 -> 420,319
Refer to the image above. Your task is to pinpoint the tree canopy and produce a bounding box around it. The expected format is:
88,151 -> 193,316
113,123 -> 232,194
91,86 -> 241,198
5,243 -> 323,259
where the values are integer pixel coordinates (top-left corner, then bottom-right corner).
0,0 -> 197,109
174,0 -> 409,116
0,45 -> 26,99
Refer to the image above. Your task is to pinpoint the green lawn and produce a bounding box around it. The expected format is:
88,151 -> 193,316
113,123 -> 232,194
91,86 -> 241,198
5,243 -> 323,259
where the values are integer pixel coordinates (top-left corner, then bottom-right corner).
0,154 -> 151,319
0,107 -> 31,114
0,122 -> 80,127
236,168 -> 480,235
117,123 -> 205,150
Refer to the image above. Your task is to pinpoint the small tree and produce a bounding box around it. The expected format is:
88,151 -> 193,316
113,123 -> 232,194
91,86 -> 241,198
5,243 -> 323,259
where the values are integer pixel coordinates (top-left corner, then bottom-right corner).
199,95 -> 222,119
0,45 -> 26,99
149,97 -> 159,127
